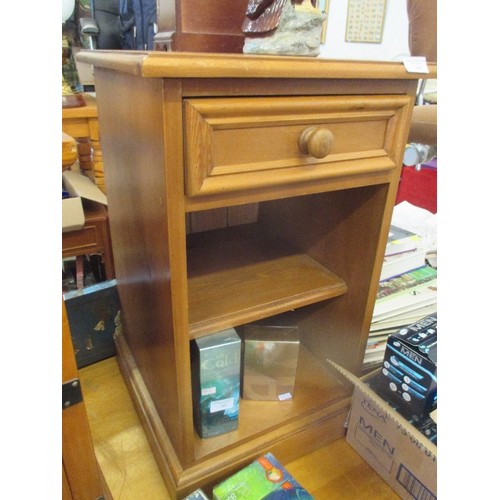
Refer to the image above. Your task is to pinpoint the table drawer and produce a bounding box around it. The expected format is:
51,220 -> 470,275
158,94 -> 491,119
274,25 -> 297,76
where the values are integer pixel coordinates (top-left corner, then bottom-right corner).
184,95 -> 412,198
62,118 -> 92,138
62,224 -> 102,257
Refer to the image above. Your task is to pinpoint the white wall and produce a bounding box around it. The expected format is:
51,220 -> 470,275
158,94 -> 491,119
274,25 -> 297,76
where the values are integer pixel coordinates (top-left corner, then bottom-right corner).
319,0 -> 410,61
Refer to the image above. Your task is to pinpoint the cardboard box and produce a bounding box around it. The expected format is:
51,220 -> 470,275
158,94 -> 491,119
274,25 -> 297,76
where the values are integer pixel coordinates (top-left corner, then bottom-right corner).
62,170 -> 107,232
191,329 -> 241,439
328,361 -> 437,500
240,325 -> 300,401
212,452 -> 313,500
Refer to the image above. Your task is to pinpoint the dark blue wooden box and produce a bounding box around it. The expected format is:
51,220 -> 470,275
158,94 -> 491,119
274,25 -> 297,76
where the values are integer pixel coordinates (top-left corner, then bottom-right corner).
63,279 -> 120,368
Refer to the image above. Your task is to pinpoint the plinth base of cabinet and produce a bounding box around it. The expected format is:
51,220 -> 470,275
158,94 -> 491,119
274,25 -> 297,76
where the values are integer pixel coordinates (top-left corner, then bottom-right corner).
115,333 -> 351,498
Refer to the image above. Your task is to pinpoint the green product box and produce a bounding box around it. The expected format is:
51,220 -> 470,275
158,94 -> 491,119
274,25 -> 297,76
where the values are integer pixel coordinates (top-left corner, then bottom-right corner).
191,328 -> 241,439
213,452 -> 313,500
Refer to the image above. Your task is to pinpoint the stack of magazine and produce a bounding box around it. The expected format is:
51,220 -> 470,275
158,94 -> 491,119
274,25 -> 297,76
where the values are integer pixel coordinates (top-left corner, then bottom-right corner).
364,204 -> 437,371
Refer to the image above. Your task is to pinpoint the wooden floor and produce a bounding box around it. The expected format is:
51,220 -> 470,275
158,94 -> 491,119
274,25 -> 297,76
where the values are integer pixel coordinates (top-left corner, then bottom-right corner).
79,356 -> 399,499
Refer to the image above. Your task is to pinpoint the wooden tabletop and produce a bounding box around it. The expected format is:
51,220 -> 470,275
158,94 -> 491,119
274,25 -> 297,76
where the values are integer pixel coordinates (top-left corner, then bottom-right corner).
76,50 -> 437,80
62,94 -> 98,119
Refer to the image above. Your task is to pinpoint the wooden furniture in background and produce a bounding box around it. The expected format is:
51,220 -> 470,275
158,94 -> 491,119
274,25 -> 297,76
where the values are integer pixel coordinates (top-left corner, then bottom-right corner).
62,94 -> 106,193
155,0 -> 249,52
77,50 -> 436,498
62,132 -> 78,169
62,201 -> 116,281
62,301 -> 111,499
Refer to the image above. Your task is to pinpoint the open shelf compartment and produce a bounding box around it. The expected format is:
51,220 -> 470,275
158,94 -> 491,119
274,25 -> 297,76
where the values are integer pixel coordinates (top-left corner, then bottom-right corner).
187,223 -> 347,339
184,197 -> 356,462
192,340 -> 351,460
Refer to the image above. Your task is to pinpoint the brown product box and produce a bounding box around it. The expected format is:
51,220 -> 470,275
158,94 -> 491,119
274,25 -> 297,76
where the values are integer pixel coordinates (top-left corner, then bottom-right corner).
328,361 -> 437,500
241,325 -> 300,401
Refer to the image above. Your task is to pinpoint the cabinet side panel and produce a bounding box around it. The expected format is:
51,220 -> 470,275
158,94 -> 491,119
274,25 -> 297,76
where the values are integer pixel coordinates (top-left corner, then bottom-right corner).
93,69 -> 189,461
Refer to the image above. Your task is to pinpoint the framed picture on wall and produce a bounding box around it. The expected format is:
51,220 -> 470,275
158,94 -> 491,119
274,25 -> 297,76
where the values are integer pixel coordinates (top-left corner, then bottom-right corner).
317,0 -> 331,44
345,0 -> 387,44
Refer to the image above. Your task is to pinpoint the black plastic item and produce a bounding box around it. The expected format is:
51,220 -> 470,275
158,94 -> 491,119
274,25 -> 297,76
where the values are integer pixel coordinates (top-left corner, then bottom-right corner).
93,0 -> 122,49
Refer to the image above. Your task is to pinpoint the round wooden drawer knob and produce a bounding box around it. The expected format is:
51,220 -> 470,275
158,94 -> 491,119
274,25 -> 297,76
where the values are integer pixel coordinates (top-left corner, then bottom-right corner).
298,126 -> 334,158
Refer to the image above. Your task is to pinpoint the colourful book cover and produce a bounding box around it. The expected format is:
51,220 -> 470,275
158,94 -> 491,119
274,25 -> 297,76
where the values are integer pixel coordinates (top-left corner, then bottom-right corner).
377,266 -> 437,301
213,453 -> 313,500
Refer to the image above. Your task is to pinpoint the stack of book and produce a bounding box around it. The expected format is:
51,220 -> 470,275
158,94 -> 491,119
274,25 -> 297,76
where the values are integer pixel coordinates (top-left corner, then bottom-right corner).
363,225 -> 437,371
380,225 -> 427,281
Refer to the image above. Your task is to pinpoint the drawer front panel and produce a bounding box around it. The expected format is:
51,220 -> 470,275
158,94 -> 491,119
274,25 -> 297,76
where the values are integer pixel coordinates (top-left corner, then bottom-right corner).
62,225 -> 101,256
62,118 -> 91,138
184,95 -> 412,197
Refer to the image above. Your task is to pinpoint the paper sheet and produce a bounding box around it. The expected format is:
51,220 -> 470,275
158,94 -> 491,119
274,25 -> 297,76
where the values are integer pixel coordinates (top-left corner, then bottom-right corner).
391,202 -> 437,265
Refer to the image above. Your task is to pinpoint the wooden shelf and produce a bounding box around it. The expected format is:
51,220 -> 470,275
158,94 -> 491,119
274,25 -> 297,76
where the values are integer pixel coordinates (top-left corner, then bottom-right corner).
187,224 -> 347,338
193,344 -> 350,460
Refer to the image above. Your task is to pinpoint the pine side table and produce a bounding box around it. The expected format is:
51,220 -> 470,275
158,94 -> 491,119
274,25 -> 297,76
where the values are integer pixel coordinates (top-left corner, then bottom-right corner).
77,50 -> 436,498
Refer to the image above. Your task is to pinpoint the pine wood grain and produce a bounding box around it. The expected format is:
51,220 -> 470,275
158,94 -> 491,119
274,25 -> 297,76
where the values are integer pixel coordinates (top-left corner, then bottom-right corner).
76,52 -> 423,496
76,51 -> 436,81
187,224 -> 347,337
183,95 -> 408,198
79,356 -> 399,499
